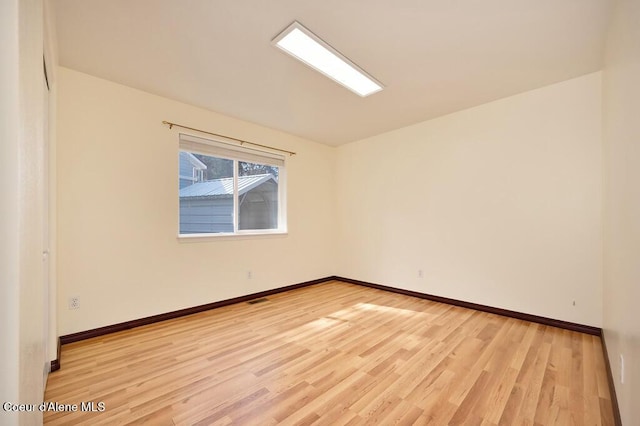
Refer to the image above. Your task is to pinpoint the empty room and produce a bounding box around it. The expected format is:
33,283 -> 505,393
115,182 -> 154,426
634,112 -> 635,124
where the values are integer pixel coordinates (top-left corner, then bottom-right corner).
1,0 -> 638,424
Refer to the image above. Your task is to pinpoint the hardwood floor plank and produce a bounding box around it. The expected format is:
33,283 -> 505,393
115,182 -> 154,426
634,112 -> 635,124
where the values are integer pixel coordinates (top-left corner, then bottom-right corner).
483,366 -> 520,424
44,281 -> 615,425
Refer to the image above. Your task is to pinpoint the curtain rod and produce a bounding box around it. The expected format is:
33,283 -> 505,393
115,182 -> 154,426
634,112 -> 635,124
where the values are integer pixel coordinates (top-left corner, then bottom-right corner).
162,121 -> 296,156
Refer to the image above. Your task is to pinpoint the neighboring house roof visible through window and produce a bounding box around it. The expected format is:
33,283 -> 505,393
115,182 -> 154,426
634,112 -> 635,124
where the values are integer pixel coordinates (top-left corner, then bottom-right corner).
179,174 -> 277,198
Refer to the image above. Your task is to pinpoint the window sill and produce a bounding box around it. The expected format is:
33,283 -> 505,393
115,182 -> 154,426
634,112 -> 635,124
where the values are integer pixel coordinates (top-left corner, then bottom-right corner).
177,230 -> 288,242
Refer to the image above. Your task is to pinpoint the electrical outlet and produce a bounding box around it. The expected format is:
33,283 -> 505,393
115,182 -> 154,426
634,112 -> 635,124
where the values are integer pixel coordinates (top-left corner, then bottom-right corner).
418,269 -> 424,278
247,270 -> 252,279
620,354 -> 625,384
68,297 -> 80,310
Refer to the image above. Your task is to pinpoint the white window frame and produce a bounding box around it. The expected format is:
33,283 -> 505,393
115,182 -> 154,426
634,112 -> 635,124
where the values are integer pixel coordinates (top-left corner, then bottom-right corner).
178,133 -> 287,239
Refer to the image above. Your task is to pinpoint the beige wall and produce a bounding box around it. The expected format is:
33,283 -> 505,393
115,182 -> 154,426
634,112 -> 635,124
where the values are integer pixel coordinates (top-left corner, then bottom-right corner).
44,0 -> 60,368
602,0 -> 640,423
56,67 -> 336,335
57,69 -> 603,333
336,73 -> 603,327
0,0 -> 22,422
1,0 -> 53,424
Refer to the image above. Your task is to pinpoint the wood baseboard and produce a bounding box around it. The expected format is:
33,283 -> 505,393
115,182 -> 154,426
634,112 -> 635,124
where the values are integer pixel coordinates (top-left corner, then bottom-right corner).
58,276 -> 334,346
600,331 -> 623,426
335,276 -> 601,336
51,277 -> 336,370
50,338 -> 61,372
53,274 -> 601,347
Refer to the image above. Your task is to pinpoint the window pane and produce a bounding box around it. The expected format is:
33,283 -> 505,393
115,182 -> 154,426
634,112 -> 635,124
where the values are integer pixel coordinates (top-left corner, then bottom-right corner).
179,152 -> 234,234
238,161 -> 279,230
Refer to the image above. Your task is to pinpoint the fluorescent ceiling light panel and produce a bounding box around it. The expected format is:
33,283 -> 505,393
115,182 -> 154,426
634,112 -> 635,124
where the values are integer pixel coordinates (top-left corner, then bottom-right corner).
272,21 -> 383,97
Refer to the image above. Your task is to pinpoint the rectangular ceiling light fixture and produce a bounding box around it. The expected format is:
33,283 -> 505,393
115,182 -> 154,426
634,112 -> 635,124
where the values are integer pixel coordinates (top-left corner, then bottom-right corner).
272,21 -> 384,97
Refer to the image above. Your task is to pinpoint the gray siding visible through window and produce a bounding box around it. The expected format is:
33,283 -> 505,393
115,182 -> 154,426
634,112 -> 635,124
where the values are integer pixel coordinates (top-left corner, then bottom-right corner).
179,197 -> 234,234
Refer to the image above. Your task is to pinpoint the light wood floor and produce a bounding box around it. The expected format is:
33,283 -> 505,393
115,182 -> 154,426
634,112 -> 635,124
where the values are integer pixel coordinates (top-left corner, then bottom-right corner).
45,281 -> 615,425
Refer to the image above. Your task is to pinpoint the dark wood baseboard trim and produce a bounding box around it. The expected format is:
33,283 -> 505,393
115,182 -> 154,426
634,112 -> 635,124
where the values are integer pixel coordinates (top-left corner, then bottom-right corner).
600,331 -> 623,426
59,276 -> 334,346
335,276 -> 602,336
53,275 -> 604,370
50,338 -> 61,372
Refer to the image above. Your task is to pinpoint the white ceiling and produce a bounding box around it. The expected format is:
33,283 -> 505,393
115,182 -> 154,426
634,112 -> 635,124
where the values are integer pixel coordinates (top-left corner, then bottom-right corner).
53,0 -> 611,146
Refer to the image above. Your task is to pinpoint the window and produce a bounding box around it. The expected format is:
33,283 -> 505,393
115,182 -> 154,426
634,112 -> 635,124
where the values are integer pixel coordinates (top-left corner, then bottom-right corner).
178,133 -> 286,236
